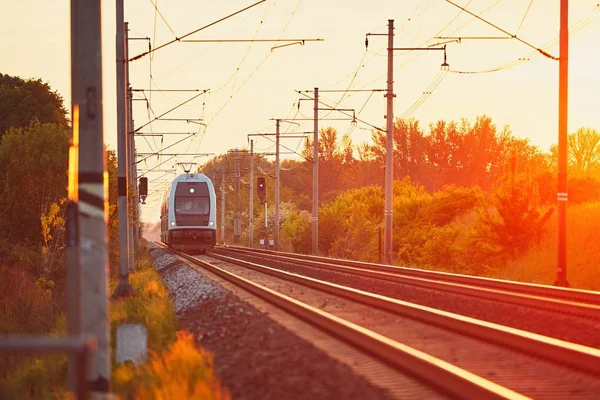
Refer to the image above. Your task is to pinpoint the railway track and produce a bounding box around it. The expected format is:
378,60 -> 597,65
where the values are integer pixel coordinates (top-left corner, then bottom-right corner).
214,245 -> 600,317
158,242 -> 600,399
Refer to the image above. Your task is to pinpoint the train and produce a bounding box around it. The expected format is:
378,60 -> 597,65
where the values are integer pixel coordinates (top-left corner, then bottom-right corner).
160,173 -> 217,254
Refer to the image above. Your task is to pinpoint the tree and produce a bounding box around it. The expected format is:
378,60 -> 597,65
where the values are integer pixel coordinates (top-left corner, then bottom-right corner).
476,156 -> 554,259
365,117 -> 427,182
0,121 -> 69,247
0,73 -> 68,137
550,127 -> 600,177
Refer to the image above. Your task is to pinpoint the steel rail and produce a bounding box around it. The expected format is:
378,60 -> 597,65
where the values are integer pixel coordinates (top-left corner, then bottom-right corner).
156,243 -> 527,400
206,251 -> 600,376
216,245 -> 600,307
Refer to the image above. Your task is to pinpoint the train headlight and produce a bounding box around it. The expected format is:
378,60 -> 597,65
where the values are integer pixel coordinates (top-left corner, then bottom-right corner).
170,221 -> 175,226
189,187 -> 195,194
209,221 -> 214,226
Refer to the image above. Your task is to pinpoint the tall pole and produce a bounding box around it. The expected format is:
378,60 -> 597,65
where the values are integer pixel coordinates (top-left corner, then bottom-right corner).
312,87 -> 319,256
113,0 -> 133,297
126,22 -> 135,270
249,140 -> 254,247
234,151 -> 240,244
555,0 -> 569,287
274,119 -> 280,251
384,19 -> 395,265
70,0 -> 110,392
221,168 -> 225,244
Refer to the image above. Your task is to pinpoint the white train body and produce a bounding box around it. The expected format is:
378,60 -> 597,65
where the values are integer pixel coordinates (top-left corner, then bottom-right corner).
160,173 -> 217,253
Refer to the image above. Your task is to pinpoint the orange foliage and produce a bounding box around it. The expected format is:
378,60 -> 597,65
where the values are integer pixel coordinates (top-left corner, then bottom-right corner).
113,331 -> 229,400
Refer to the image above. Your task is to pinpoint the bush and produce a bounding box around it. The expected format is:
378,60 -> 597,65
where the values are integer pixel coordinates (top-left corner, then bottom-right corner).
113,331 -> 229,400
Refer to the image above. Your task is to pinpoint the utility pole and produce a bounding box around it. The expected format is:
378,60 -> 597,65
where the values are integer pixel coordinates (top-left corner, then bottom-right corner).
126,22 -> 135,271
221,168 -> 225,244
312,88 -> 319,256
234,151 -> 241,244
249,140 -> 254,247
384,19 -> 395,265
113,0 -> 133,297
70,0 -> 110,393
555,0 -> 569,287
274,119 -> 280,251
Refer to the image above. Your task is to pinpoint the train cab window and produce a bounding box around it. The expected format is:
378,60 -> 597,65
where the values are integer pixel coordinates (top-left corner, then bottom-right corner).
175,197 -> 210,215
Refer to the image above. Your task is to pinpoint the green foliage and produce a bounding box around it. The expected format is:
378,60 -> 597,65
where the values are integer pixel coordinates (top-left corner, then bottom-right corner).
393,183 -> 484,272
0,121 -> 69,247
1,358 -> 65,400
0,73 -> 68,138
105,149 -> 120,277
497,202 -> 600,290
476,157 -> 554,260
110,245 -> 177,354
319,185 -> 384,260
281,209 -> 311,253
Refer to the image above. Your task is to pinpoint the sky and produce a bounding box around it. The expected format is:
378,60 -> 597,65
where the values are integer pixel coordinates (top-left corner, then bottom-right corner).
1,0 -> 599,221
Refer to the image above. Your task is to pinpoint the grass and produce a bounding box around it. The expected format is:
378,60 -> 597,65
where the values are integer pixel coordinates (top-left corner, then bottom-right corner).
110,245 -> 176,354
113,331 -> 228,400
491,202 -> 600,290
110,243 -> 229,399
2,243 -> 228,399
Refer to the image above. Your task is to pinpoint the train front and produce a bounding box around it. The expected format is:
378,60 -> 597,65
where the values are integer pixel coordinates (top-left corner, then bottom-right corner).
167,174 -> 217,253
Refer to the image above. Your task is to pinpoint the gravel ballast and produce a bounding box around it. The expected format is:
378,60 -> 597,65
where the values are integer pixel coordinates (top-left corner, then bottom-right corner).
213,248 -> 600,349
148,244 -> 402,400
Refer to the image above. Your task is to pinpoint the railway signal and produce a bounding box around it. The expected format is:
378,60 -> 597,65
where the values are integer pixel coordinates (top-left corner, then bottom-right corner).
257,177 -> 266,202
139,177 -> 148,204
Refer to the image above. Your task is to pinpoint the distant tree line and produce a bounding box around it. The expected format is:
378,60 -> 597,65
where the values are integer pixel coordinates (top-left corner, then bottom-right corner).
201,113 -> 600,272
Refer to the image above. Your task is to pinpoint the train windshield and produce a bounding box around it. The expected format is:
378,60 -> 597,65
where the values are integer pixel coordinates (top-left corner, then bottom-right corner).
175,196 -> 210,215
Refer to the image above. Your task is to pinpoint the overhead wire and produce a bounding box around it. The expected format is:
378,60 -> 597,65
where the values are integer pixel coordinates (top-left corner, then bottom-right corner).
130,0 -> 267,61
443,0 -> 557,60
449,3 -> 600,74
516,0 -> 535,35
199,0 -> 305,149
148,0 -> 178,40
400,69 -> 448,119
210,0 -> 274,95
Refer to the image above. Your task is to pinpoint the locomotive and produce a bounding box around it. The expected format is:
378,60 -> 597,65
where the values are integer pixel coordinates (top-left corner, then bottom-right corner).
160,173 -> 217,254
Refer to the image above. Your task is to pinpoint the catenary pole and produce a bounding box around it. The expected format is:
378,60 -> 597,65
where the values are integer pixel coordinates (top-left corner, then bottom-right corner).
221,168 -> 225,243
313,87 -> 319,255
70,0 -> 110,393
113,0 -> 133,297
384,19 -> 395,265
234,150 -> 240,244
249,140 -> 254,247
274,119 -> 280,251
126,22 -> 135,270
555,0 -> 569,287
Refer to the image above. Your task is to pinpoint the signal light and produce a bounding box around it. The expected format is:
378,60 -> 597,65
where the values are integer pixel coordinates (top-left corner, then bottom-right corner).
257,177 -> 266,202
139,177 -> 148,203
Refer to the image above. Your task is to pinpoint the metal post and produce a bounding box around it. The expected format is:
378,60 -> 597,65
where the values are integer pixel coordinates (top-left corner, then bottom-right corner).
71,0 -> 110,392
249,140 -> 254,247
378,225 -> 382,264
113,0 -> 133,297
555,0 -> 569,287
313,87 -> 319,256
126,22 -> 135,271
384,19 -> 395,265
264,201 -> 268,248
274,119 -> 280,251
234,151 -> 240,244
221,168 -> 225,244
66,201 -> 80,393
127,85 -> 135,270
